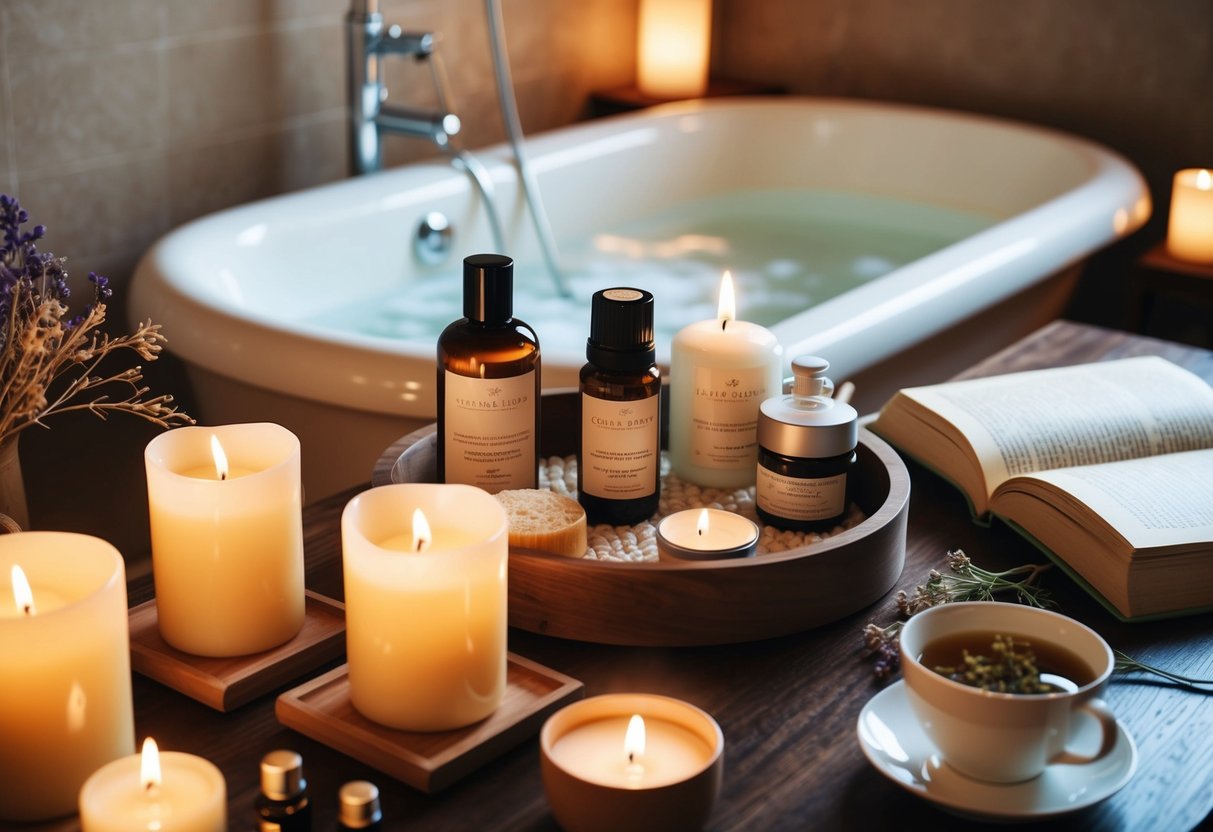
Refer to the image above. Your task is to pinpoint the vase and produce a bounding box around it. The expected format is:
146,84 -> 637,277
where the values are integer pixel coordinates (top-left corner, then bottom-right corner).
0,436 -> 29,532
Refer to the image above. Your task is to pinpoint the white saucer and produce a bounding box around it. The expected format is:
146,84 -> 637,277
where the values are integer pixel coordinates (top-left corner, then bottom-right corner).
856,680 -> 1137,822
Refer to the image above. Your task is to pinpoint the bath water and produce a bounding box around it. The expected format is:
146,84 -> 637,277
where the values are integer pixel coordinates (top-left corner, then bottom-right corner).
308,189 -> 992,364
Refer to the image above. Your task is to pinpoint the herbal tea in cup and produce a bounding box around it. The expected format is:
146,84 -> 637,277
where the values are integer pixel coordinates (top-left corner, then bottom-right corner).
899,601 -> 1118,784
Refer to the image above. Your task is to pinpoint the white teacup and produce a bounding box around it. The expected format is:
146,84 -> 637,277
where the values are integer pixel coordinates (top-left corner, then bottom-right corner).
899,601 -> 1118,784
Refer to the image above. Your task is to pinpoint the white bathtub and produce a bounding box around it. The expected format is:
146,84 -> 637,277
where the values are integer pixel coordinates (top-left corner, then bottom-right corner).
130,98 -> 1149,502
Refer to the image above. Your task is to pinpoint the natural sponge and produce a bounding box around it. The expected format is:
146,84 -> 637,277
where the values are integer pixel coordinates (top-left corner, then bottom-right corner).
494,489 -> 588,558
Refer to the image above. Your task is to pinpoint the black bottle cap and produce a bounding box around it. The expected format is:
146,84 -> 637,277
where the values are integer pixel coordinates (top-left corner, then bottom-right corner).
586,287 -> 656,371
463,253 -> 513,323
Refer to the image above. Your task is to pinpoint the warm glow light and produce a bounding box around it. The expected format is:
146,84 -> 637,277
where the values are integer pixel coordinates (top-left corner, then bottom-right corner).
412,508 -> 432,553
10,564 -> 34,616
716,271 -> 736,324
1198,169 -> 1212,190
209,435 -> 229,481
624,714 -> 646,762
696,509 -> 710,537
140,737 -> 162,791
637,0 -> 712,99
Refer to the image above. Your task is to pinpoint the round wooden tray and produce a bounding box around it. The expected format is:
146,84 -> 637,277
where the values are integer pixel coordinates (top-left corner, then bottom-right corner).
373,390 -> 909,646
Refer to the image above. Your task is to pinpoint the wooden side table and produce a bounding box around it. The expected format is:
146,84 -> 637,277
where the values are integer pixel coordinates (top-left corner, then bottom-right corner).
588,78 -> 784,118
1129,241 -> 1213,347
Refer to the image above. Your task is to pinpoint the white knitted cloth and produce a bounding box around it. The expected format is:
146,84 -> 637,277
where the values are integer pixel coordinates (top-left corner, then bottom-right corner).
538,453 -> 865,562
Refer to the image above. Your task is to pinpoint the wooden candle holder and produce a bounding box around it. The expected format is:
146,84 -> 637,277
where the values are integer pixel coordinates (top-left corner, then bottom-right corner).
129,590 -> 346,711
275,654 -> 583,793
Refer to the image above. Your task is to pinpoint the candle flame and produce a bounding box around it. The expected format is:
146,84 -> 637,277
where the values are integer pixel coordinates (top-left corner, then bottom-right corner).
140,737 -> 162,792
1198,169 -> 1212,191
210,435 -> 230,481
624,714 -> 646,763
10,564 -> 34,616
716,271 -> 736,327
696,509 -> 710,537
412,508 -> 432,553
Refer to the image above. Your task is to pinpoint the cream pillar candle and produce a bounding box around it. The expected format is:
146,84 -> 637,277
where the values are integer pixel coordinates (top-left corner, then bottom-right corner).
342,483 -> 508,731
145,423 -> 304,657
1167,168 -> 1213,263
637,0 -> 713,98
0,533 -> 134,822
79,738 -> 226,832
669,272 -> 784,489
541,693 -> 724,832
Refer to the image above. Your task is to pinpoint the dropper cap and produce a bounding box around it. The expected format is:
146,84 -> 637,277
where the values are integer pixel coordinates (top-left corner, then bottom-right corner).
259,749 -> 306,801
586,287 -> 656,371
338,780 -> 383,829
463,253 -> 513,323
758,355 -> 857,458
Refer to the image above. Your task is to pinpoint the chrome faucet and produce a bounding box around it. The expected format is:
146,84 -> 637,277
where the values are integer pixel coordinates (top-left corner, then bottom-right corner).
347,0 -> 462,175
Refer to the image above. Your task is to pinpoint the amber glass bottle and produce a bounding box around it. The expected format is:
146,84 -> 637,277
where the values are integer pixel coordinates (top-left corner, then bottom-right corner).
578,288 -> 661,525
437,254 -> 541,492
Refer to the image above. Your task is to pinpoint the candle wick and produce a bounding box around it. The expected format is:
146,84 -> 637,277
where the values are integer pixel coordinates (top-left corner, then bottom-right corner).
698,528 -> 704,536
628,751 -> 634,764
416,539 -> 424,553
720,318 -> 728,332
220,471 -> 226,481
21,603 -> 32,616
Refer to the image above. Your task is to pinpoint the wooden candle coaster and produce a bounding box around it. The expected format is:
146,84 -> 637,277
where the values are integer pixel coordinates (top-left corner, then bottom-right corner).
129,590 -> 346,712
275,654 -> 584,793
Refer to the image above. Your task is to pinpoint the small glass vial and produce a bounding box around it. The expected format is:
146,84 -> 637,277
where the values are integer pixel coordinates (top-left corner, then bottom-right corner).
337,780 -> 383,831
578,288 -> 661,525
756,356 -> 858,531
255,749 -> 311,832
437,253 -> 541,492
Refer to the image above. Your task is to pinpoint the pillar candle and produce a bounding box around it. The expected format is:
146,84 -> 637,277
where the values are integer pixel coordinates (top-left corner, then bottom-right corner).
541,693 -> 724,832
1167,168 -> 1213,263
0,533 -> 134,822
669,272 -> 784,489
145,423 -> 304,657
79,738 -> 226,832
637,0 -> 713,99
342,483 -> 508,731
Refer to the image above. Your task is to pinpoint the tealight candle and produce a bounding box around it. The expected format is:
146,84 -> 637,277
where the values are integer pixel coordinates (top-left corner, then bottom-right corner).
145,423 -> 305,657
541,694 -> 724,832
0,533 -> 135,822
656,508 -> 759,561
669,272 -> 783,489
1167,168 -> 1213,263
342,483 -> 508,731
79,737 -> 226,832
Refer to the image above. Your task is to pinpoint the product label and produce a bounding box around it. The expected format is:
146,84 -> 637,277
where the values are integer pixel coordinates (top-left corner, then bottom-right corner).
691,365 -> 768,470
580,393 -> 659,500
755,467 -> 846,521
443,370 -> 536,492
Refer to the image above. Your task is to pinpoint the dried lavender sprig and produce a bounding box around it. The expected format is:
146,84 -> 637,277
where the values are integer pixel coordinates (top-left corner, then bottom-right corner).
1113,650 -> 1213,690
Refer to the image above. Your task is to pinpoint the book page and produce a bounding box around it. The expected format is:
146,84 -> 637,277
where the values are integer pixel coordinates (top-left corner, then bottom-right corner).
998,448 -> 1213,550
902,356 -> 1213,492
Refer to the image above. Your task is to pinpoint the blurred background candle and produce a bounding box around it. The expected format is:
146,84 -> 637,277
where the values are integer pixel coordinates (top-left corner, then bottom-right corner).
0,533 -> 134,822
145,423 -> 304,657
656,508 -> 758,561
669,272 -> 784,489
1167,168 -> 1213,263
541,693 -> 723,832
342,483 -> 508,731
637,0 -> 712,98
79,737 -> 226,832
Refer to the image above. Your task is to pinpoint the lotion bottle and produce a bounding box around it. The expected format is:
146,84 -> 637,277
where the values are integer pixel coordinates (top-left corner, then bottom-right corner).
756,356 -> 857,531
437,254 -> 540,492
578,288 -> 661,525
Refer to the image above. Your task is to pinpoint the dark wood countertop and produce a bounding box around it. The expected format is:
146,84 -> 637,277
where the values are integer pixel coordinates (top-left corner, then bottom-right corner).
36,320 -> 1213,831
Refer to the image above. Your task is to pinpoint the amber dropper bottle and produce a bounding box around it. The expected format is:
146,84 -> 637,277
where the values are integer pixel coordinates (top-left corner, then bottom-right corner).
437,254 -> 541,492
578,288 -> 661,525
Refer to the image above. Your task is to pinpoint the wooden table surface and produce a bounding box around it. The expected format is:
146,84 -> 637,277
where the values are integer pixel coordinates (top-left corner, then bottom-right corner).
33,320 -> 1213,832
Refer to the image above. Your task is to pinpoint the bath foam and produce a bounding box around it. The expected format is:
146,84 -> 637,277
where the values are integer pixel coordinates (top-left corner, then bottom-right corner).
306,189 -> 992,368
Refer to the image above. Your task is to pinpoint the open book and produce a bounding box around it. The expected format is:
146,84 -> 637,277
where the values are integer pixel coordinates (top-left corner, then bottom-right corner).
870,356 -> 1213,620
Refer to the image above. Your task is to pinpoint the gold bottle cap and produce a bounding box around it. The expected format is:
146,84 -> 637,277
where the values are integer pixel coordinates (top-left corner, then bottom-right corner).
259,749 -> 305,801
339,780 -> 382,829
